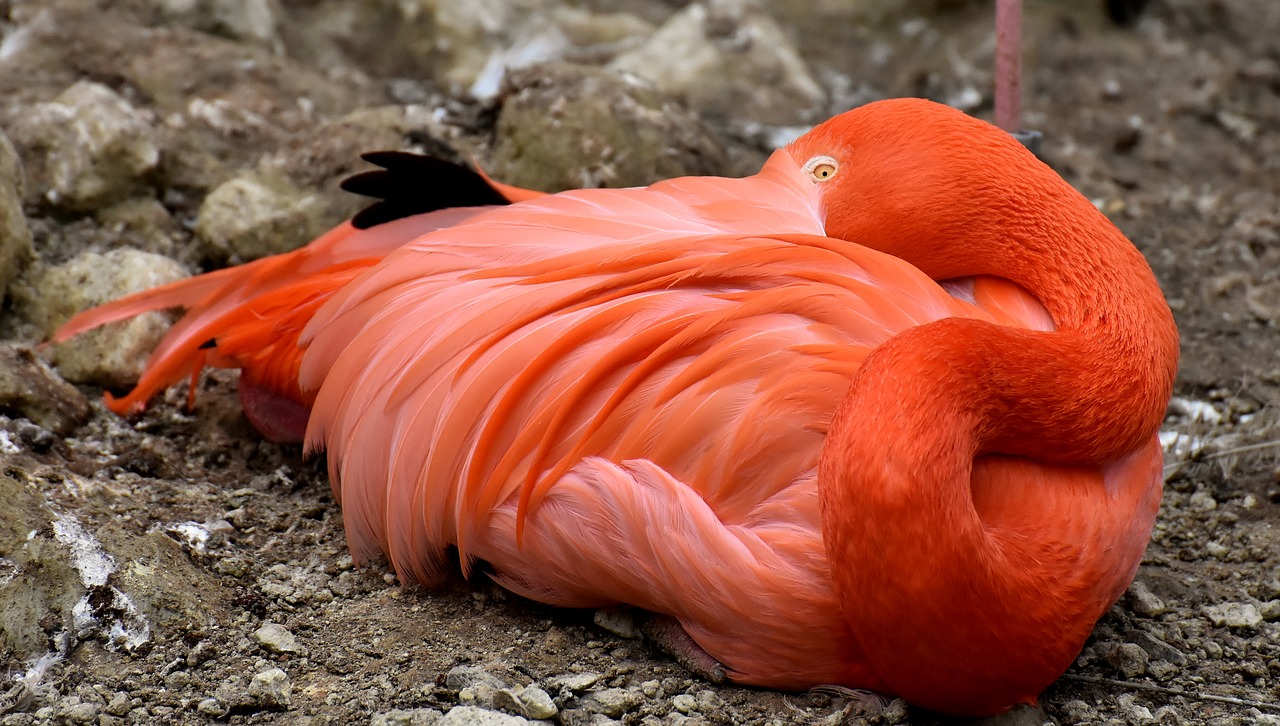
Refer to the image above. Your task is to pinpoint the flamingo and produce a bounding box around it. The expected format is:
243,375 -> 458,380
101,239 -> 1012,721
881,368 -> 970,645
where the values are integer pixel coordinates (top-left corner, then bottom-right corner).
53,98 -> 1178,716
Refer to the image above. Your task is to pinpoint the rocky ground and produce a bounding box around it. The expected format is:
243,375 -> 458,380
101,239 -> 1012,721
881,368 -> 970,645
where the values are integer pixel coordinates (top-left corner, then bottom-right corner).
0,0 -> 1278,724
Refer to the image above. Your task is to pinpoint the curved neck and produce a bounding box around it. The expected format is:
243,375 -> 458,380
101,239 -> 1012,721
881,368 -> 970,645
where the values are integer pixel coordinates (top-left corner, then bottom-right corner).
818,187 -> 1178,714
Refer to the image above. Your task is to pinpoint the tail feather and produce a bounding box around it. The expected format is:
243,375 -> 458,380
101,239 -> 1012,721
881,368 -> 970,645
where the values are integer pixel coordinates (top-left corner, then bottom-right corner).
52,210 -> 493,415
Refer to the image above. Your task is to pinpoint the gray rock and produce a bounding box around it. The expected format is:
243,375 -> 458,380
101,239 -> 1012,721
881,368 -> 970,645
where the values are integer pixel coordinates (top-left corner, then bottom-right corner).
195,697 -> 228,717
194,169 -> 331,263
1106,642 -> 1149,678
1188,490 -> 1217,511
104,693 -> 131,717
7,81 -> 160,212
495,685 -> 557,720
581,688 -> 643,718
0,345 -> 90,435
1126,580 -> 1167,618
253,622 -> 303,655
881,698 -> 910,724
1203,602 -> 1263,628
23,248 -> 187,390
1260,600 -> 1280,621
490,63 -> 727,193
458,683 -> 499,710
372,708 -> 444,726
1130,631 -> 1186,666
548,672 -> 602,695
346,0 -> 649,96
670,694 -> 697,714
55,700 -> 97,724
972,703 -> 1048,726
594,608 -> 641,639
447,664 -> 509,691
439,705 -> 530,726
607,0 -> 825,125
464,6 -> 655,99
0,127 -> 33,302
247,667 -> 291,710
151,0 -> 284,52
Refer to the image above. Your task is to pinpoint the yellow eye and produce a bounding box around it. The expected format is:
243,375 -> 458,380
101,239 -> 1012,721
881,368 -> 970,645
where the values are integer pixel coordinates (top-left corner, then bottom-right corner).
804,156 -> 838,182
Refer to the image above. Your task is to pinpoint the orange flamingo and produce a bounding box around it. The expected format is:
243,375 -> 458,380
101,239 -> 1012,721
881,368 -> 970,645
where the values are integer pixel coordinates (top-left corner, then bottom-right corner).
53,99 -> 1178,716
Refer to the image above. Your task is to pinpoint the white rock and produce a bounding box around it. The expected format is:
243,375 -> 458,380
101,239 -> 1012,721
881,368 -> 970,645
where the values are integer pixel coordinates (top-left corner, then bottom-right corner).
439,705 -> 529,726
13,81 -> 159,211
253,623 -> 304,655
248,667 -> 291,709
1203,602 -> 1263,629
607,0 -> 825,124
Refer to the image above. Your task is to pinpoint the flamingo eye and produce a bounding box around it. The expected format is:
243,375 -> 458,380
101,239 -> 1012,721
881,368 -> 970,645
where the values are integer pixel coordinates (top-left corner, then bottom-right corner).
804,156 -> 838,182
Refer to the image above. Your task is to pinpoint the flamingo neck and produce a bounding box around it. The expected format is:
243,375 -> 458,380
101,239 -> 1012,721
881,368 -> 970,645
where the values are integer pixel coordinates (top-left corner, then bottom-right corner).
818,188 -> 1178,714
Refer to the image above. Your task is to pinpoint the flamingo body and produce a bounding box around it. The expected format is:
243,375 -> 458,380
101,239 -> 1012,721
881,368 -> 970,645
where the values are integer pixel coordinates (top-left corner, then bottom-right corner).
54,99 -> 1177,716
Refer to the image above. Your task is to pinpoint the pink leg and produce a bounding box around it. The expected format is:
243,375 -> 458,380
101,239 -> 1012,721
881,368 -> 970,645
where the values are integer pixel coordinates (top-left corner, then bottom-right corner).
642,614 -> 727,684
995,0 -> 1022,133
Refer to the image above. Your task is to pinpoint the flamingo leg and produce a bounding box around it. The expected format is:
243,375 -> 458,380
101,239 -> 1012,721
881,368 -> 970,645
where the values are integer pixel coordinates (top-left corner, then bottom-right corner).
995,0 -> 1043,156
995,0 -> 1022,133
641,614 -> 728,685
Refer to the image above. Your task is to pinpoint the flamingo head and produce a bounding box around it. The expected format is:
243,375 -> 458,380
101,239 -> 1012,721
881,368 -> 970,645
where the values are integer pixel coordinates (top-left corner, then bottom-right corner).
784,98 -> 1072,282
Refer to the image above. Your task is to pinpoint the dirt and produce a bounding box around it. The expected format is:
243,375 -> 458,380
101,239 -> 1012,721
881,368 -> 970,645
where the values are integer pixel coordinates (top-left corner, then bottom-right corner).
1,0 -> 1279,724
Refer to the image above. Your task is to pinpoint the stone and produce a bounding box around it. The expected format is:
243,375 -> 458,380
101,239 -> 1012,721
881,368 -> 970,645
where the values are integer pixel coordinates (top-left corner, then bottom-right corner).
515,685 -> 557,720
1126,580 -> 1167,618
0,345 -> 90,435
248,667 -> 292,710
607,0 -> 825,125
491,63 -> 727,193
371,708 -> 444,726
581,688 -> 643,718
195,698 -> 228,717
7,81 -> 160,212
1261,600 -> 1280,621
548,672 -> 601,694
0,127 -> 34,302
439,705 -> 530,726
1106,642 -> 1149,678
594,608 -> 641,639
1203,602 -> 1263,629
1188,490 -> 1217,511
670,694 -> 697,714
151,0 -> 284,52
446,664 -> 508,691
253,622 -> 304,655
194,169 -> 332,263
21,248 -> 187,390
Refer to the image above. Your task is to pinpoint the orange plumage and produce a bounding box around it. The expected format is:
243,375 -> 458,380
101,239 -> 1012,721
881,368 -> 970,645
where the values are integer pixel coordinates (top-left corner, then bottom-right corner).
53,98 -> 1178,716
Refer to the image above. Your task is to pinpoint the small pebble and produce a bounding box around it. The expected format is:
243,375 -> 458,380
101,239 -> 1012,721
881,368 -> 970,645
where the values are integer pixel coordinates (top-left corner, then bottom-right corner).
253,622 -> 304,655
515,686 -> 557,720
1188,491 -> 1217,511
196,698 -> 228,717
549,672 -> 601,694
1107,642 -> 1149,678
1126,580 -> 1167,617
581,688 -> 643,718
671,694 -> 697,714
248,667 -> 292,710
371,708 -> 444,725
438,705 -> 530,725
594,608 -> 641,639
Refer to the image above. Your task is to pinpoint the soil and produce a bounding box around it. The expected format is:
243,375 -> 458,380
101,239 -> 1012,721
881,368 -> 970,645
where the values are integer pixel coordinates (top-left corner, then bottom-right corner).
1,1 -> 1279,725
